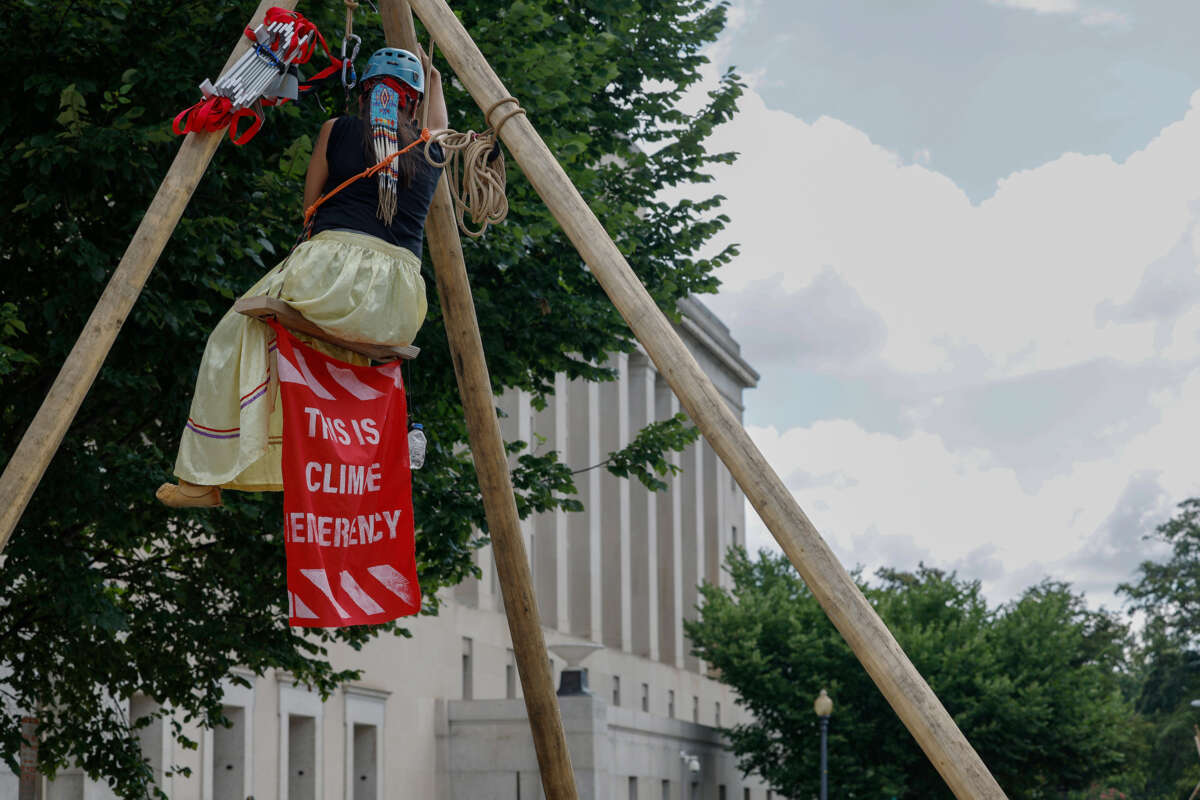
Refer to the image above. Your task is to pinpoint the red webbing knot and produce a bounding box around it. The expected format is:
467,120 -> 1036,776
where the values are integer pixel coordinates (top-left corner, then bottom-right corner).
171,96 -> 264,146
245,7 -> 332,67
228,107 -> 264,145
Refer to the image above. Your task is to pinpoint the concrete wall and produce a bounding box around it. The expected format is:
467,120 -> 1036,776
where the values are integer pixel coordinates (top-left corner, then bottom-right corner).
441,695 -> 762,800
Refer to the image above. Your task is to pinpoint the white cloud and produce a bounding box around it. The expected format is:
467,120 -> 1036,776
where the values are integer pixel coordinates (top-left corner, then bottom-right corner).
987,0 -> 1079,13
708,0 -> 761,67
743,368 -> 1199,603
1081,9 -> 1130,27
715,269 -> 886,373
696,87 -> 1200,376
984,0 -> 1130,28
685,64 -> 1200,603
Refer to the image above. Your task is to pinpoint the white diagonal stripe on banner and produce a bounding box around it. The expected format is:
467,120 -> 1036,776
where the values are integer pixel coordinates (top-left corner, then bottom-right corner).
378,361 -> 403,389
300,569 -> 350,618
368,564 -> 415,606
340,571 -> 385,615
292,349 -> 335,400
276,350 -> 307,386
326,363 -> 386,400
290,591 -> 319,619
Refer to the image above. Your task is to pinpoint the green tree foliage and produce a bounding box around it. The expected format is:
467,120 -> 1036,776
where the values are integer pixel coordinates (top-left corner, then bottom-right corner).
0,0 -> 741,793
1116,499 -> 1200,799
1122,499 -> 1200,647
686,549 -> 1135,799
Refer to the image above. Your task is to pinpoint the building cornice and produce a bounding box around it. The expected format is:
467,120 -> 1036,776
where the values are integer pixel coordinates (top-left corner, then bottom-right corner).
676,297 -> 760,389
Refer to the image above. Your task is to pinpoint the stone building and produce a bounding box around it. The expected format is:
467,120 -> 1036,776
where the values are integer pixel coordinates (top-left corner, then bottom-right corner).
4,297 -> 769,800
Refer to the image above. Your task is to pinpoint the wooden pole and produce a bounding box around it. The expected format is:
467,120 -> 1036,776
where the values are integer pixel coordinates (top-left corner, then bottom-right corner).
404,1 -> 1009,797
0,0 -> 295,554
379,4 -> 580,798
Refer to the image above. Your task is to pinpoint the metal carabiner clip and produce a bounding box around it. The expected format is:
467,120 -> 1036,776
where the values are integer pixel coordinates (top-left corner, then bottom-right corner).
341,33 -> 362,90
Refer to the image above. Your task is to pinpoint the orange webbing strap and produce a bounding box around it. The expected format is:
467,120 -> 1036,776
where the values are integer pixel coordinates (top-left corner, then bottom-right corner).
301,128 -> 432,237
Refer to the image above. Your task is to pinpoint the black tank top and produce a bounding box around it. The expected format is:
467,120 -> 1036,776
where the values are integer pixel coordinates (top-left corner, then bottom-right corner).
310,116 -> 444,258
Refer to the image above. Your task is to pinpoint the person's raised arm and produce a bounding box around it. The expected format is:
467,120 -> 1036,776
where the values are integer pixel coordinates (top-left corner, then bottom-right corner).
417,47 -> 449,134
303,119 -> 336,210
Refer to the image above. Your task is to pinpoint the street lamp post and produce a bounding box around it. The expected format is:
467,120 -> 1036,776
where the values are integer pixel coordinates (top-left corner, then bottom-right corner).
814,689 -> 833,800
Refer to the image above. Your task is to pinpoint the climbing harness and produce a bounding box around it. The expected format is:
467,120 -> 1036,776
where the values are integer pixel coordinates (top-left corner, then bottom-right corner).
297,128 -> 434,243
173,7 -> 344,145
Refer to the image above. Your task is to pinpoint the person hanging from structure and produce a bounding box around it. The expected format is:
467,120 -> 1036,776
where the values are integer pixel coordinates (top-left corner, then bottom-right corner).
157,46 -> 448,508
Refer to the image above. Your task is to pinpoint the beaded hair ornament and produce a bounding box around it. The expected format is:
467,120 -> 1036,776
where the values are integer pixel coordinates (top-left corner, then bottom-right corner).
368,78 -> 419,224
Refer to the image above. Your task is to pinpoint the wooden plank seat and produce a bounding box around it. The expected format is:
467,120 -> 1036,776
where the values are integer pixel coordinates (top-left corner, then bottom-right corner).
234,296 -> 420,362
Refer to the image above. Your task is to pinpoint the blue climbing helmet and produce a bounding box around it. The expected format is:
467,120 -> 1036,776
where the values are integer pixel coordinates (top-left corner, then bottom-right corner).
362,48 -> 424,94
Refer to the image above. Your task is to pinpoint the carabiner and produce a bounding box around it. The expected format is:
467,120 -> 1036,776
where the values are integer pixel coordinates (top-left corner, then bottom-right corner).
341,33 -> 362,90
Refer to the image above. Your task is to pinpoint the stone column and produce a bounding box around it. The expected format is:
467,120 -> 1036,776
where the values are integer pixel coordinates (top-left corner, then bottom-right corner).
532,373 -> 570,631
703,444 -> 721,588
598,354 -> 631,652
484,388 -> 536,608
725,442 -> 744,592
655,376 -> 684,669
628,352 -> 659,661
567,375 -> 602,640
456,386 -> 526,610
680,436 -> 705,673
515,390 -> 535,585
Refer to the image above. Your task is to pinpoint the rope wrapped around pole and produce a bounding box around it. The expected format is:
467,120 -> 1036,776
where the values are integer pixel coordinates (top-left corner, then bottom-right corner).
424,127 -> 509,237
423,83 -> 520,238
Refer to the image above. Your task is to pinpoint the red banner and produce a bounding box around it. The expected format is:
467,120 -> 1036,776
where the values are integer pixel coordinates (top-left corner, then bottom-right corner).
269,322 -> 421,627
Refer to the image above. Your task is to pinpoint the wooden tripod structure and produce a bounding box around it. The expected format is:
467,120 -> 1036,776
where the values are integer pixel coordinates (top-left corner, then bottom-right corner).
0,1 -> 1010,798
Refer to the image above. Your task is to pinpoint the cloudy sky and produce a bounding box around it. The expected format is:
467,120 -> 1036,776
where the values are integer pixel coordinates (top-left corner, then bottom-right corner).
686,0 -> 1200,606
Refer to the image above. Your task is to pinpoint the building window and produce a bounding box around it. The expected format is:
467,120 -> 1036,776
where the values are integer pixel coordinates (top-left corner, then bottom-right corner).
715,701 -> 721,726
667,690 -> 675,718
612,675 -> 621,707
692,695 -> 699,723
641,683 -> 649,712
205,675 -> 254,800
288,714 -> 317,800
732,525 -> 738,547
462,637 -> 474,701
506,649 -> 517,700
719,786 -> 727,800
351,724 -> 376,800
131,694 -> 171,794
662,779 -> 670,800
344,686 -> 387,800
743,789 -> 751,800
213,705 -> 248,800
628,775 -> 639,800
767,792 -> 774,800
278,678 -> 322,800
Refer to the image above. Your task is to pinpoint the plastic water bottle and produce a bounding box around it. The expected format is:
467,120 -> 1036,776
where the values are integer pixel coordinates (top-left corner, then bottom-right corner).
408,423 -> 426,470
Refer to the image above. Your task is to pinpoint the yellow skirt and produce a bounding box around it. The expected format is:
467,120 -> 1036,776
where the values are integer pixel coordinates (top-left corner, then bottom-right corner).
173,230 -> 427,491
